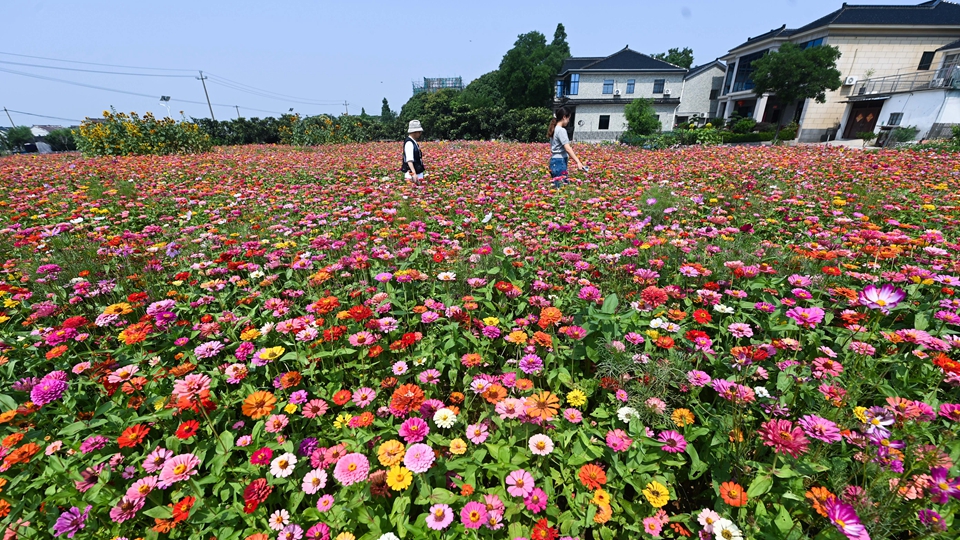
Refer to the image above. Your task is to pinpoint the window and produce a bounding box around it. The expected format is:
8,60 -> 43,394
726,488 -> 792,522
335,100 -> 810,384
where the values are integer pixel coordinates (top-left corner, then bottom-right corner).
653,79 -> 665,94
939,53 -> 959,79
918,51 -> 935,70
887,112 -> 903,126
709,88 -> 720,100
598,115 -> 611,130
602,79 -> 614,94
722,67 -> 735,95
800,37 -> 824,49
569,74 -> 579,95
556,80 -> 563,98
733,49 -> 767,92
626,79 -> 635,94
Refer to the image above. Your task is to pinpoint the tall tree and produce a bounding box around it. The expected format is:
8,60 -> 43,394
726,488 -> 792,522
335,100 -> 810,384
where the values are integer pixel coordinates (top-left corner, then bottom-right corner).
380,98 -> 396,121
457,71 -> 506,109
651,47 -> 694,69
498,25 -> 570,110
750,42 -> 842,140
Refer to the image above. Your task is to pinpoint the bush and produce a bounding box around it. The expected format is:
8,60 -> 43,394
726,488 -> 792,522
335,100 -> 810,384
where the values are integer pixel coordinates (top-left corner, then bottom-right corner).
732,117 -> 757,134
502,107 -> 553,143
4,126 -> 34,152
193,117 -> 289,146
953,124 -> 960,141
75,109 -> 212,156
43,128 -> 77,152
624,98 -> 661,136
754,121 -> 775,133
888,125 -> 920,144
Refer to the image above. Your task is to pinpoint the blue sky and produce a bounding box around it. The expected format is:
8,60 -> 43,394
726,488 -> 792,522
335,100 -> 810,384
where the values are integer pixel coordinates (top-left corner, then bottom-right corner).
2,0 -> 919,125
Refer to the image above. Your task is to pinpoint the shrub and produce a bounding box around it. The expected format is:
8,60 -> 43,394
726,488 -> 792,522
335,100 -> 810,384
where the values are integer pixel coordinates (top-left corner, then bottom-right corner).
43,128 -> 77,152
731,117 -> 757,134
889,125 -> 920,144
75,109 -> 212,156
624,98 -> 661,136
4,126 -> 34,152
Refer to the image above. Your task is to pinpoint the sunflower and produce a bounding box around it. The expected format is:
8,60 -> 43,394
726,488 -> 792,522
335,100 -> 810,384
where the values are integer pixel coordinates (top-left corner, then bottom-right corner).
524,391 -> 560,420
242,391 -> 277,419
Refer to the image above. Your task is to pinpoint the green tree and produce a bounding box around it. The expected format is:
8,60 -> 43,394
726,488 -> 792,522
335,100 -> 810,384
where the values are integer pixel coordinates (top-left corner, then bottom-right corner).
457,71 -> 506,109
380,98 -> 396,122
5,126 -> 34,152
651,47 -> 694,69
44,128 -> 77,152
624,99 -> 661,135
750,42 -> 842,140
498,24 -> 569,109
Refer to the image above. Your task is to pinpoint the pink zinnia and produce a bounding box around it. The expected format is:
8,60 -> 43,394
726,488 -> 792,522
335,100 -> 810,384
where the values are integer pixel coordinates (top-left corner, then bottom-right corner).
460,501 -> 488,529
303,399 -> 329,418
505,469 -> 535,498
316,494 -> 335,512
758,419 -> 810,458
251,447 -> 273,465
157,453 -> 200,487
348,331 -> 375,347
466,423 -> 488,444
398,417 -> 429,443
426,503 -> 454,530
171,373 -> 211,402
332,452 -> 369,486
524,487 -> 548,513
606,429 -> 633,452
352,387 -> 376,408
656,431 -> 687,453
798,415 -> 842,443
825,496 -> 869,539
785,306 -> 825,328
126,475 -> 158,500
109,496 -> 144,523
858,283 -> 905,314
403,443 -> 436,473
142,447 -> 172,473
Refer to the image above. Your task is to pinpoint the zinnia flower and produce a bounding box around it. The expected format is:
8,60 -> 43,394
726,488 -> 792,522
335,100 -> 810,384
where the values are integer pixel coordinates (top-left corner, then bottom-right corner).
642,481 -> 670,507
506,469 -> 535,498
656,431 -> 686,453
270,452 -> 298,478
825,497 -> 869,539
242,391 -> 277,419
403,443 -> 435,473
460,501 -> 488,529
528,434 -> 554,456
332,452 -> 369,486
858,284 -> 905,314
758,419 -> 810,458
157,453 -> 200,487
425,503 -> 453,530
52,505 -> 91,538
720,481 -> 748,507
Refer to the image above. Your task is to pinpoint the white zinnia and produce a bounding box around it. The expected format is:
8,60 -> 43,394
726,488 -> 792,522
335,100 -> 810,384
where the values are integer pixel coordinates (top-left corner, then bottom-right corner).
301,468 -> 328,494
713,518 -> 743,540
269,452 -> 298,478
433,408 -> 457,428
617,406 -> 639,423
528,434 -> 554,456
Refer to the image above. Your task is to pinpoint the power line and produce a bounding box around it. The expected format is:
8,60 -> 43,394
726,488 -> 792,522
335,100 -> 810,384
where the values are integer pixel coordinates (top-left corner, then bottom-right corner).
0,51 -> 194,72
205,73 -> 343,105
0,67 -> 290,116
3,108 -> 83,123
0,59 -> 196,77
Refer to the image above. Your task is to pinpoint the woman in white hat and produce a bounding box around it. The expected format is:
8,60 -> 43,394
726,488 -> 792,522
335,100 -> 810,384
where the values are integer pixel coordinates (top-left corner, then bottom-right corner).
402,120 -> 425,180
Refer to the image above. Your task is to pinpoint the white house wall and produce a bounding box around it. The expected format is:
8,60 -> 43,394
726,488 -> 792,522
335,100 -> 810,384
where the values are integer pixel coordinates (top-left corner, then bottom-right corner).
573,72 -> 685,99
573,103 -> 678,142
874,90 -> 960,140
677,66 -> 726,120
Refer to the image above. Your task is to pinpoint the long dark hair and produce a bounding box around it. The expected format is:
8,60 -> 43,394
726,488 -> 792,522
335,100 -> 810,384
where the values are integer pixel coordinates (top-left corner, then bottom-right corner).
547,107 -> 570,139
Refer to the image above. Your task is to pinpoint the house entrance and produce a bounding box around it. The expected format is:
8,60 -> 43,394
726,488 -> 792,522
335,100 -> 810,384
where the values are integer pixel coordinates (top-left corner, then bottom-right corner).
843,101 -> 883,139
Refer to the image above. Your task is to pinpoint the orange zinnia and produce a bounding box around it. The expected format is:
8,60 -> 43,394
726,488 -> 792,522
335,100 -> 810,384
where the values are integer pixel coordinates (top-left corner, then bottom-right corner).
482,384 -> 507,404
720,481 -> 748,507
524,391 -> 560,420
242,391 -> 276,419
578,464 -> 607,490
805,486 -> 834,517
538,307 -> 562,329
390,384 -> 425,414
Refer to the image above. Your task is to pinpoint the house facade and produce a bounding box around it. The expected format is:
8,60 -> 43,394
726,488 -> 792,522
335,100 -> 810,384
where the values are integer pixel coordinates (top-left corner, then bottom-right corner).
718,0 -> 960,142
555,48 -> 685,142
675,60 -> 726,126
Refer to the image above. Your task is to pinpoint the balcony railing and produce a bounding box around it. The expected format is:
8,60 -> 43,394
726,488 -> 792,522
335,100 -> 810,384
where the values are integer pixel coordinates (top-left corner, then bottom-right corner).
854,67 -> 960,96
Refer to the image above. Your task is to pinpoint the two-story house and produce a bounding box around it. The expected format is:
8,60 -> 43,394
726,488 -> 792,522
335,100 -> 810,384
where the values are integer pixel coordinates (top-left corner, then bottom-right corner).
675,60 -> 727,126
555,47 -> 685,142
718,0 -> 960,142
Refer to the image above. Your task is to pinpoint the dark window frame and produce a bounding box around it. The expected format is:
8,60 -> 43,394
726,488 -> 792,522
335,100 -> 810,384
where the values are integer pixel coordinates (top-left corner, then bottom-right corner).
887,112 -> 903,126
653,79 -> 665,94
918,51 -> 935,71
598,115 -> 611,130
602,79 -> 614,94
626,79 -> 635,94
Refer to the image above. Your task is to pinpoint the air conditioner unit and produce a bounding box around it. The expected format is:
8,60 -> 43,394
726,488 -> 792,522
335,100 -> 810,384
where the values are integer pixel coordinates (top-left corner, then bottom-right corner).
614,89 -> 621,96
664,89 -> 672,96
843,76 -> 857,86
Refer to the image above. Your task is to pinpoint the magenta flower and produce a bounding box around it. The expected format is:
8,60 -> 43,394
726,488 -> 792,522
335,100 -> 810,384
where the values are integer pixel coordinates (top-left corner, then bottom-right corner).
758,419 -> 810,458
332,452 -> 369,486
656,431 -> 687,453
928,467 -> 960,504
52,505 -> 91,538
109,496 -> 144,523
858,284 -> 905,314
825,497 -> 868,540
524,487 -> 548,513
918,509 -> 947,532
305,522 -> 331,540
606,429 -> 633,452
798,415 -> 842,443
157,453 -> 200,487
938,403 -> 960,422
30,377 -> 68,407
460,501 -> 488,529
398,417 -> 429,443
505,469 -> 535,497
784,306 -> 825,328
403,443 -> 436,473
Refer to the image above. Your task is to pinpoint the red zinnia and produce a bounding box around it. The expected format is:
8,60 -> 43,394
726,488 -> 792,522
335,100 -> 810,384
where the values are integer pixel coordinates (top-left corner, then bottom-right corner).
175,420 -> 200,440
531,518 -> 559,540
171,496 -> 195,523
654,336 -> 675,349
117,424 -> 150,448
332,389 -> 352,406
390,384 -> 425,414
242,478 -> 273,512
693,309 -> 712,324
347,305 -> 373,321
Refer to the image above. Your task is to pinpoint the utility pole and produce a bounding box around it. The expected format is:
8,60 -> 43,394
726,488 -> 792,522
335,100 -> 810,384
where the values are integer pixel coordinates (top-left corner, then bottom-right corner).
3,107 -> 15,127
197,71 -> 215,120
343,100 -> 349,115
235,105 -> 241,119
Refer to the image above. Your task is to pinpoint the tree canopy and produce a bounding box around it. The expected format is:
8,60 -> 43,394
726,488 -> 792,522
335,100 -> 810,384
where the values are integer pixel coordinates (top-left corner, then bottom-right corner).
498,24 -> 570,109
651,47 -> 694,69
457,71 -> 506,109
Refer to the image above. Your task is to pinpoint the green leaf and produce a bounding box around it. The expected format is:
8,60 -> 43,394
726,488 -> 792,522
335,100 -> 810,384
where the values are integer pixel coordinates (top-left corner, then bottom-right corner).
685,444 -> 708,480
747,474 -> 774,498
774,504 -> 794,534
915,312 -> 929,331
59,421 -> 87,437
143,506 -> 174,519
600,293 -> 619,314
0,393 -> 19,411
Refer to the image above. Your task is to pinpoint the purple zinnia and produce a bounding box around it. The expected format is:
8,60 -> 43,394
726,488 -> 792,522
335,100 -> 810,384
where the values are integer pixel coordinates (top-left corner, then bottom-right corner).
52,505 -> 92,538
30,377 -> 68,407
518,354 -> 544,375
79,435 -> 109,454
798,414 -> 842,443
918,509 -> 947,532
299,437 -> 319,457
825,497 -> 867,540
785,306 -> 825,329
928,467 -> 960,504
193,341 -> 223,359
656,430 -> 687,453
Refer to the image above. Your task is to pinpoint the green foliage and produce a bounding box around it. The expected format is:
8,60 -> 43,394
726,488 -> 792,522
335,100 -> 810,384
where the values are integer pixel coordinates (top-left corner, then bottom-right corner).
4,126 -> 34,152
498,24 -> 569,109
457,71 -> 506,110
502,107 -> 553,143
650,47 -> 694,69
750,42 -> 842,106
856,131 -> 877,142
889,125 -> 920,144
953,124 -> 960,141
624,99 -> 661,136
732,117 -> 757,134
192,116 -> 289,146
279,113 -> 390,145
75,109 -> 212,156
43,128 -> 77,152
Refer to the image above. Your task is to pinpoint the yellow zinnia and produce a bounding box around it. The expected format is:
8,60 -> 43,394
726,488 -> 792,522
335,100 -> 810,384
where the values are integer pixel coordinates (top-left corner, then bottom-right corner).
671,408 -> 695,427
566,389 -> 587,408
591,488 -> 611,506
449,438 -> 467,455
643,481 -> 670,508
386,466 -> 412,491
259,346 -> 285,362
377,440 -> 406,467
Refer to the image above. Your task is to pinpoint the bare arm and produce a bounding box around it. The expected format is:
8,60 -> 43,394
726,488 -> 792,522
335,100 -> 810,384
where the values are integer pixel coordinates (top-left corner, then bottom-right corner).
563,143 -> 584,169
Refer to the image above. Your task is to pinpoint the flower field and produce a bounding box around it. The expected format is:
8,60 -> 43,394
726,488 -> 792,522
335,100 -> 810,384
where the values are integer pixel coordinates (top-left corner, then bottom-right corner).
1,142 -> 959,540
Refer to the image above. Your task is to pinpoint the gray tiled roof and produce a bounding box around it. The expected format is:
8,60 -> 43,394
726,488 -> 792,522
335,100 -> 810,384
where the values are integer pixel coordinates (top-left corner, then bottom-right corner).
558,47 -> 686,75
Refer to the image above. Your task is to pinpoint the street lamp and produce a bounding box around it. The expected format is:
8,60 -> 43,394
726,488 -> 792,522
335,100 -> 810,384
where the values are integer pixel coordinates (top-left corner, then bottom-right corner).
159,96 -> 172,118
